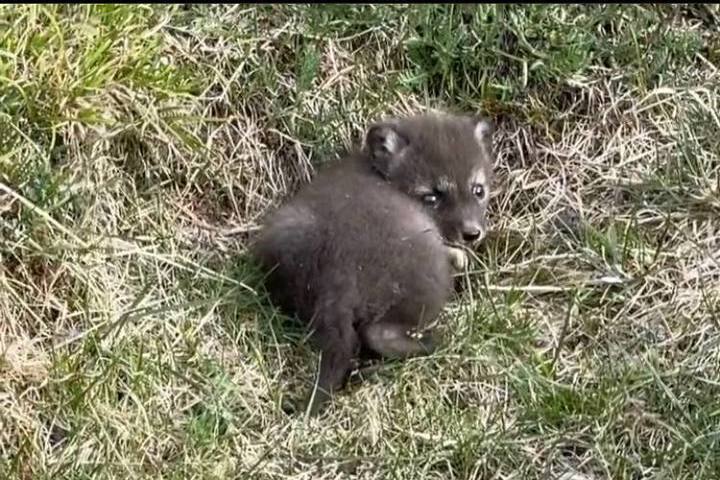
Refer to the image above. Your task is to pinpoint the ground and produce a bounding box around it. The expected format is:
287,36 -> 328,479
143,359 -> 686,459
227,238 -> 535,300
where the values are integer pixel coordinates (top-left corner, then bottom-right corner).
1,5 -> 719,479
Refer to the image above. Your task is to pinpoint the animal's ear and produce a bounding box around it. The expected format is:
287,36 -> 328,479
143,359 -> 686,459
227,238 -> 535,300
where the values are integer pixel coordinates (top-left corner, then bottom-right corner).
364,122 -> 409,177
472,117 -> 494,147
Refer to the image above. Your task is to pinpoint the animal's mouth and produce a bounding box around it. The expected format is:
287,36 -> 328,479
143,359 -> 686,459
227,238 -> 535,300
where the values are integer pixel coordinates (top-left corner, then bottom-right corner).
444,240 -> 466,249
444,237 -> 481,249
443,232 -> 487,250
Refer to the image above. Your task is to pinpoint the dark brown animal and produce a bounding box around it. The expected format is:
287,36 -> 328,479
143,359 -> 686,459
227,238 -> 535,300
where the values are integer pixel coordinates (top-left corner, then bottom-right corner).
251,112 -> 494,415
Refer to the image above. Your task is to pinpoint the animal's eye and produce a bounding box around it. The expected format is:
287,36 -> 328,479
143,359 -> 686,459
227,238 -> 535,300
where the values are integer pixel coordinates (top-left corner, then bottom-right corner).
422,193 -> 439,206
472,184 -> 485,199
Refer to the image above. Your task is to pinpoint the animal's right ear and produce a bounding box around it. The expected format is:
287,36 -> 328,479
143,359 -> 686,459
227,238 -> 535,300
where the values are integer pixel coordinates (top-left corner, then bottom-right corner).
472,117 -> 494,147
363,122 -> 409,178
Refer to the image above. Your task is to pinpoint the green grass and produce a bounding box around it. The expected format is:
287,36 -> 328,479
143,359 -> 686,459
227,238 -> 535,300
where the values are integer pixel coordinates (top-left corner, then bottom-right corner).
1,4 -> 719,479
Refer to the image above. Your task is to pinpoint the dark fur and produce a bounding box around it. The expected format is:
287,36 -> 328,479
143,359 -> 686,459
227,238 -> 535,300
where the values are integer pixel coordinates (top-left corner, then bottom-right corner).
251,113 -> 494,415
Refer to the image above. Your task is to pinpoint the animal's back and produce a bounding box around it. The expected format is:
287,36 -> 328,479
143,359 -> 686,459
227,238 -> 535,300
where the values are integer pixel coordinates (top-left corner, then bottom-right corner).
252,157 -> 452,328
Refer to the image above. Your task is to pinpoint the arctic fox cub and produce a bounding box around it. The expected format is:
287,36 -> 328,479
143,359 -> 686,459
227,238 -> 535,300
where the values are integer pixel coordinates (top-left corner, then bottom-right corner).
252,112 -> 495,415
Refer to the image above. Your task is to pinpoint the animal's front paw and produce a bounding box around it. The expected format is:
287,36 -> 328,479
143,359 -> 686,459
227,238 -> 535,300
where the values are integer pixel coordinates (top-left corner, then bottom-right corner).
448,246 -> 468,271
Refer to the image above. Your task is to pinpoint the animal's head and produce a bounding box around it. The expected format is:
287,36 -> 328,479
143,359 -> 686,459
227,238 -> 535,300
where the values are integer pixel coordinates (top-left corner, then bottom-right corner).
363,113 -> 495,246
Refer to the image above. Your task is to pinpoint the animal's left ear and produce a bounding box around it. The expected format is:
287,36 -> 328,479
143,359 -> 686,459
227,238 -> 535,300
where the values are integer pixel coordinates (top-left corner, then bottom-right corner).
363,121 -> 409,178
472,117 -> 494,147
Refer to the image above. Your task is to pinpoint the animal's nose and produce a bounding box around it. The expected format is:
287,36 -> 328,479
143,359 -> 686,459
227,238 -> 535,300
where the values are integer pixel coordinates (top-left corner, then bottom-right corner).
461,225 -> 483,243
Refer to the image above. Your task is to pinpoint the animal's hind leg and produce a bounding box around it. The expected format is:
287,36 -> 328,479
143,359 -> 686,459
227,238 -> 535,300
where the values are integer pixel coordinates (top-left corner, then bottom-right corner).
305,322 -> 359,417
359,321 -> 437,360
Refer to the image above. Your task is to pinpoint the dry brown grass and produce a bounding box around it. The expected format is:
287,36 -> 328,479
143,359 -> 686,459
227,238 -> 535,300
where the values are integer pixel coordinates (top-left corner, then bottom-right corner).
1,4 -> 719,479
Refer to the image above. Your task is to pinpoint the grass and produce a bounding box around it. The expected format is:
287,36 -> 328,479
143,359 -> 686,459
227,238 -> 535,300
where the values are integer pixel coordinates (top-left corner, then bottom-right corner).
1,4 -> 719,479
